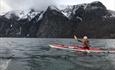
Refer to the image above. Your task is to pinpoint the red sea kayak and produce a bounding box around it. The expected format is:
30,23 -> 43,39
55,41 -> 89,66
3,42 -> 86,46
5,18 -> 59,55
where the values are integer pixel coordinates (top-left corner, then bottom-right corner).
49,44 -> 115,53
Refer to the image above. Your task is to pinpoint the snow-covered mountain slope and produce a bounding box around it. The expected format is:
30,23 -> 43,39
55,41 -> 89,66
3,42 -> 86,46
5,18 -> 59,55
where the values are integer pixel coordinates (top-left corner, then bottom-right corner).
108,10 -> 115,17
2,9 -> 43,21
61,1 -> 106,18
60,3 -> 88,18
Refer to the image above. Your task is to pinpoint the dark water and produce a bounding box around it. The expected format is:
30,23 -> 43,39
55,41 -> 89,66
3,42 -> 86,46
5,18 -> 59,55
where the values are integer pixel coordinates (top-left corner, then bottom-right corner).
0,38 -> 115,70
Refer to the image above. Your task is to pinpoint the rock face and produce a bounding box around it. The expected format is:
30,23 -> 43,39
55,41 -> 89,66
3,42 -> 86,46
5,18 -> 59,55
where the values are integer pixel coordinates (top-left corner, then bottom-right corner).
68,1 -> 115,38
59,1 -> 115,38
0,16 -> 10,37
0,1 -> 115,38
36,6 -> 72,38
0,9 -> 44,37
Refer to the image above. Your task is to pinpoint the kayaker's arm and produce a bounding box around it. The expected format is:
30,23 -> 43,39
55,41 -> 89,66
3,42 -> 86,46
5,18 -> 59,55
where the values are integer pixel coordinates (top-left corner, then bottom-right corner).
73,35 -> 82,42
77,39 -> 82,42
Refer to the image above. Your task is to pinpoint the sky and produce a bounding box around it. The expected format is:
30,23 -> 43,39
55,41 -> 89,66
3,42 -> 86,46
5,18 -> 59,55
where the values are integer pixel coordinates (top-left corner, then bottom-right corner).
0,0 -> 115,13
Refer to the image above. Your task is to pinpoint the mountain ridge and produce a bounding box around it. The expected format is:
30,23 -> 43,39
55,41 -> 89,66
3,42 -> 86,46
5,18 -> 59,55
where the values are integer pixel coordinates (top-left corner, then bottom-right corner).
0,1 -> 115,38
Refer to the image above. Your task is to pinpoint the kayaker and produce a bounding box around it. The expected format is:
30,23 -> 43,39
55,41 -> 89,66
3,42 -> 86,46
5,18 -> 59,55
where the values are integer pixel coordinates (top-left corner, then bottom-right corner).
73,35 -> 90,49
82,36 -> 90,49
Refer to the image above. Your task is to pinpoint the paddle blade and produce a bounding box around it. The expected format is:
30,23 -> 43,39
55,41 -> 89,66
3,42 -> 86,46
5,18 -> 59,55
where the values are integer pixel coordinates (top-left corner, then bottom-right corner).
74,35 -> 77,40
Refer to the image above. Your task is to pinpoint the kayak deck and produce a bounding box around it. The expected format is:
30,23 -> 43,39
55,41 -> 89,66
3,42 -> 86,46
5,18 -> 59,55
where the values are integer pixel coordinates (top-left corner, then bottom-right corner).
49,44 -> 115,53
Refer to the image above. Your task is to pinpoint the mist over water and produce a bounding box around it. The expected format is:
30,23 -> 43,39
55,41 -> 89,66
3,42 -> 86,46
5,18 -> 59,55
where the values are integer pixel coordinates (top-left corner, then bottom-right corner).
0,38 -> 115,70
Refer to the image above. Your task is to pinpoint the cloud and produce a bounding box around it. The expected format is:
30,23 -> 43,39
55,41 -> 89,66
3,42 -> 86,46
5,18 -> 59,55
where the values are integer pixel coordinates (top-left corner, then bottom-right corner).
1,0 -> 115,11
3,0 -> 57,10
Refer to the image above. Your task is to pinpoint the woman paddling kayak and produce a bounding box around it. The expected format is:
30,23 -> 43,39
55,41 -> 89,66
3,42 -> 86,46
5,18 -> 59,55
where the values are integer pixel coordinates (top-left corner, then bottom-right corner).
74,35 -> 90,49
82,36 -> 90,49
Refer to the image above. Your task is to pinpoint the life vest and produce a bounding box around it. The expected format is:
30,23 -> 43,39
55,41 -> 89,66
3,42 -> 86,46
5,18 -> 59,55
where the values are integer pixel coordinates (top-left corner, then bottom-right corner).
82,39 -> 90,49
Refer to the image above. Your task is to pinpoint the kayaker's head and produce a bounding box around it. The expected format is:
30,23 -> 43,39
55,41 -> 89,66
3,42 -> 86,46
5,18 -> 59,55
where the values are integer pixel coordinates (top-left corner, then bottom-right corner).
83,36 -> 88,39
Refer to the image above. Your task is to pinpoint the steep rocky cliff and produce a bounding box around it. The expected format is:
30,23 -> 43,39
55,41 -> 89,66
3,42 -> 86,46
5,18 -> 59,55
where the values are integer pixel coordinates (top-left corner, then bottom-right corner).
36,6 -> 72,38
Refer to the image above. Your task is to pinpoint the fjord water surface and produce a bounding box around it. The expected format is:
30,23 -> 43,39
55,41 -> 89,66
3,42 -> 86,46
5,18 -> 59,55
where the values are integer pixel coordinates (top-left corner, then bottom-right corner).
0,38 -> 115,70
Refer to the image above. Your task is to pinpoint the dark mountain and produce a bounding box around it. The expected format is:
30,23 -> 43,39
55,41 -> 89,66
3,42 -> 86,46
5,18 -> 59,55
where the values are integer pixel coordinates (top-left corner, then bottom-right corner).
0,9 -> 44,37
0,1 -> 115,38
0,16 -> 10,37
68,1 -> 115,38
36,6 -> 72,38
62,1 -> 115,38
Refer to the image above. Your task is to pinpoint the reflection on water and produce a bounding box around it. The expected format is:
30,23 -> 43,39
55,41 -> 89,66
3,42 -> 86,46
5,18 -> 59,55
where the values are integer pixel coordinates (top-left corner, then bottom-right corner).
0,38 -> 115,70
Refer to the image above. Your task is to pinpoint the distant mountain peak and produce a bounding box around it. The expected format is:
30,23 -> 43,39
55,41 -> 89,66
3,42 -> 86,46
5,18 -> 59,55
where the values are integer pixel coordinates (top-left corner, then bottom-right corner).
2,9 -> 42,21
47,5 -> 60,12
